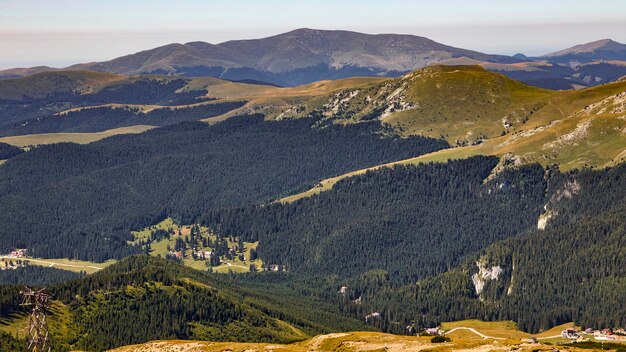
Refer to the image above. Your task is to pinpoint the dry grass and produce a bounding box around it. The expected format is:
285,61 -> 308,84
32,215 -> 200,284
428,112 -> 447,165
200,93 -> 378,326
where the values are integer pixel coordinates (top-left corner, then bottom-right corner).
0,256 -> 116,274
441,320 -> 529,339
109,328 -> 590,352
0,125 -> 155,147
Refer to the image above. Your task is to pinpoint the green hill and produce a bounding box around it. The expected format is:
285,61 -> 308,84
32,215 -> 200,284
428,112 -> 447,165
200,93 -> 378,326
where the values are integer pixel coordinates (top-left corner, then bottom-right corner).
265,65 -> 553,145
0,256 -> 369,351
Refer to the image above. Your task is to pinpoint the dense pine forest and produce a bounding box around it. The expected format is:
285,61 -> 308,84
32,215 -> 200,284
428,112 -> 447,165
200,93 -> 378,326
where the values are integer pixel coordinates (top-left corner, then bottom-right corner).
0,142 -> 23,159
221,162 -> 625,334
202,157 -> 548,283
0,115 -> 448,260
1,151 -> 624,349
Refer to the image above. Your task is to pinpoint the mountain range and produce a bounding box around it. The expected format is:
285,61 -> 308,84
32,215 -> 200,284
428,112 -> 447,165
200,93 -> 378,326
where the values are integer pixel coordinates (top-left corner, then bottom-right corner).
2,29 -> 625,89
0,28 -> 625,352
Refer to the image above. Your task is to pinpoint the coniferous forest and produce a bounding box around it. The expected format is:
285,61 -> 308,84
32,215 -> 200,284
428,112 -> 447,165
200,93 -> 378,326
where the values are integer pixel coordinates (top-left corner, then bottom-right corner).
2,156 -> 623,351
0,115 -> 448,260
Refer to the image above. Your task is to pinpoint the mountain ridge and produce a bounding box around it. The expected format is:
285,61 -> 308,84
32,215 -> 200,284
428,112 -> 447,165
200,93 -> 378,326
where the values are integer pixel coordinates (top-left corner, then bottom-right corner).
2,30 -> 625,89
544,38 -> 625,58
1,28 -> 520,86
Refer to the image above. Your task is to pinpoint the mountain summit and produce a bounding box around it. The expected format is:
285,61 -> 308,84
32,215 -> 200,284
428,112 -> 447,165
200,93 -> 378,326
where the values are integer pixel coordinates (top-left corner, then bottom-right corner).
2,30 -> 625,89
8,29 -> 517,86
543,38 -> 626,61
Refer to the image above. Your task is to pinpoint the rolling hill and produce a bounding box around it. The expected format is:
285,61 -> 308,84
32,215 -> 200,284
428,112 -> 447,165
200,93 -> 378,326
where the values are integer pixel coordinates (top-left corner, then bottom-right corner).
277,72 -> 626,203
0,255 -> 369,351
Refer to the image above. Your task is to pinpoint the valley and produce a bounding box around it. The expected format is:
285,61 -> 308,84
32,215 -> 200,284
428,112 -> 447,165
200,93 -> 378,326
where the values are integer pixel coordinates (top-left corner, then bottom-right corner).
1,23 -> 625,352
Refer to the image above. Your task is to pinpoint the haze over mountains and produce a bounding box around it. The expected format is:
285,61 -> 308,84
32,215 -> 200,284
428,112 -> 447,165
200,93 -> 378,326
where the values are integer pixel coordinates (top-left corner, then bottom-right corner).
2,29 -> 625,89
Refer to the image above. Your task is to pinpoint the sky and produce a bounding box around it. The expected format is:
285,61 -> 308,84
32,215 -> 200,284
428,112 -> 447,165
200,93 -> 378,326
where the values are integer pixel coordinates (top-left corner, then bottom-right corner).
1,0 -> 626,69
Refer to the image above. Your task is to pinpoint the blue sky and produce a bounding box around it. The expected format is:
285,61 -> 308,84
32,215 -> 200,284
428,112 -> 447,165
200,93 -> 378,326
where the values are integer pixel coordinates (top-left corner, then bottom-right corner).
1,0 -> 625,69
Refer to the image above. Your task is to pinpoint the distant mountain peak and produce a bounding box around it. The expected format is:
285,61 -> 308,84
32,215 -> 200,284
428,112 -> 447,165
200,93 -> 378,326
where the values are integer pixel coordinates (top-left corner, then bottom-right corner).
1,29 -> 519,86
544,38 -> 625,57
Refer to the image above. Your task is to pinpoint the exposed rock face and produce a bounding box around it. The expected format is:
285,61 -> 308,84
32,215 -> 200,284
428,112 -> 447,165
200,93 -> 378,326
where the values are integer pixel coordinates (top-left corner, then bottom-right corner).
472,260 -> 503,297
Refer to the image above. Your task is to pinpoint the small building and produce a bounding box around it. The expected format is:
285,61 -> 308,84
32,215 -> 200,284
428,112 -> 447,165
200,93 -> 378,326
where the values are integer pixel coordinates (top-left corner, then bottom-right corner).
426,327 -> 440,336
562,328 -> 580,340
9,249 -> 27,258
339,286 -> 348,294
168,250 -> 183,259
198,250 -> 212,260
365,312 -> 381,322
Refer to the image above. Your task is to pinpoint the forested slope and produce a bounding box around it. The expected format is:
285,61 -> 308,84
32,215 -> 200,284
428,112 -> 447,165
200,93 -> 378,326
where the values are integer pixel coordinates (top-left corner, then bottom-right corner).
202,157 -> 547,283
0,256 -> 369,351
0,115 -> 448,260
330,163 -> 626,333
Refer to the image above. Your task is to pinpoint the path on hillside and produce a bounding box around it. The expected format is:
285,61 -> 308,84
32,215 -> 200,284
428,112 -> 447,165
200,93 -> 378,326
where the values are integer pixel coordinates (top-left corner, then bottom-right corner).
444,327 -> 505,340
535,335 -> 562,340
444,327 -> 564,341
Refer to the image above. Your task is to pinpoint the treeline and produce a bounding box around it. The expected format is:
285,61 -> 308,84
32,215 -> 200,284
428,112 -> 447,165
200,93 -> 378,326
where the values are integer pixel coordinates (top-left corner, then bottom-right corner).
0,142 -> 23,159
0,115 -> 448,260
202,157 -> 547,284
4,101 -> 246,135
0,77 -> 213,131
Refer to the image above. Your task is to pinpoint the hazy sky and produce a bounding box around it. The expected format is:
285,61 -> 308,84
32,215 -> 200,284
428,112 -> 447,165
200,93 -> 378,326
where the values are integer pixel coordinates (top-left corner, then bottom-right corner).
1,0 -> 626,69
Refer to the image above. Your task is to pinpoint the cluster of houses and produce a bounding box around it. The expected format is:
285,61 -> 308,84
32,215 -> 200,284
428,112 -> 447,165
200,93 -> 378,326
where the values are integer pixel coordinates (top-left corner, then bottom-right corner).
1,249 -> 28,270
592,328 -> 626,341
6,249 -> 27,258
561,328 -> 585,341
194,250 -> 215,260
560,327 -> 626,342
168,249 -> 221,261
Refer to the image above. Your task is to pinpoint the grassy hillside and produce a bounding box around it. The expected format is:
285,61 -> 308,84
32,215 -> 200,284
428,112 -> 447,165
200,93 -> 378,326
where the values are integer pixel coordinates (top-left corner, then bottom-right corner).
279,76 -> 625,203
254,66 -> 553,145
0,125 -> 155,147
108,328 -> 624,352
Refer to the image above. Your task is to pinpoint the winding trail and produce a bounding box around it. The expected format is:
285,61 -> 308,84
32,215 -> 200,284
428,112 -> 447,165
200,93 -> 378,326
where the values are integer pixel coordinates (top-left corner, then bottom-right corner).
444,327 -> 505,340
444,327 -> 563,341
